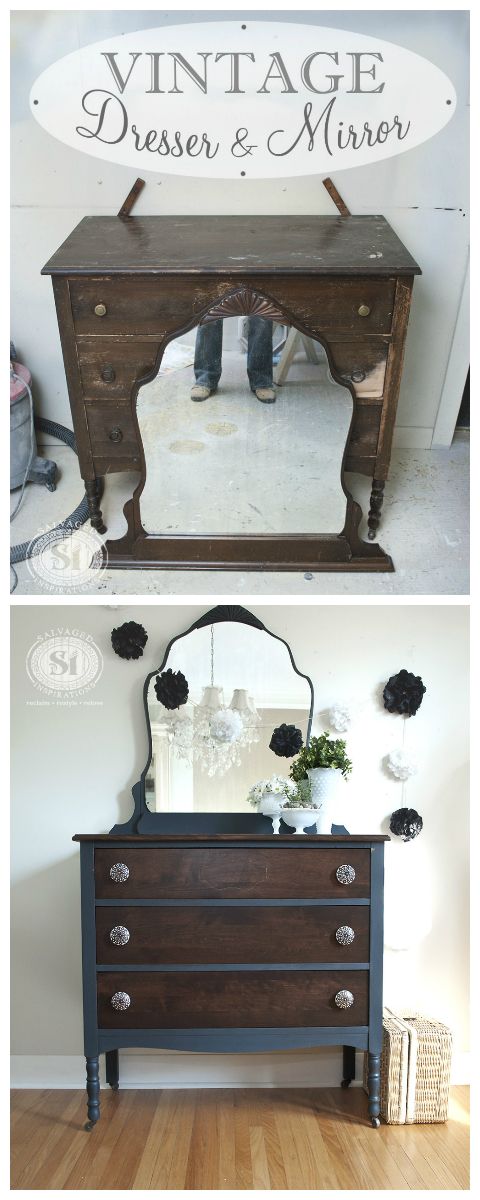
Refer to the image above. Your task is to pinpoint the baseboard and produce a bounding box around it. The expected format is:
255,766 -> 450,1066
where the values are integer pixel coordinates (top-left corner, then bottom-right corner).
10,1050 -> 470,1089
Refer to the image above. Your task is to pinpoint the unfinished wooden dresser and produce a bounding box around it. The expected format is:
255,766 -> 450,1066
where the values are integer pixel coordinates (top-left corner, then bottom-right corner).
74,832 -> 387,1128
43,215 -> 420,572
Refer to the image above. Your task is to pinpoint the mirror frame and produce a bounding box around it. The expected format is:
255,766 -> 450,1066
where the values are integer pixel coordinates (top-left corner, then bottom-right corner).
102,283 -> 393,572
110,604 -> 314,834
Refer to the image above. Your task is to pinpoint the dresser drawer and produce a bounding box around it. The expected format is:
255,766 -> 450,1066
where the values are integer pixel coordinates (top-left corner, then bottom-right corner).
95,847 -> 371,899
96,904 -> 370,964
270,277 -> 396,334
86,401 -> 140,458
78,339 -> 159,398
97,969 -> 369,1028
69,278 -> 170,336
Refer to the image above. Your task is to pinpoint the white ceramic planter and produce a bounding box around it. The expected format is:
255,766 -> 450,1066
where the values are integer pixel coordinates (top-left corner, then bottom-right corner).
307,767 -> 342,834
258,792 -> 286,835
281,807 -> 318,835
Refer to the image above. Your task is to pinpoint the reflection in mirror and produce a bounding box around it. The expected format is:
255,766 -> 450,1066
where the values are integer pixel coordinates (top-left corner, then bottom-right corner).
137,315 -> 352,535
145,621 -> 311,813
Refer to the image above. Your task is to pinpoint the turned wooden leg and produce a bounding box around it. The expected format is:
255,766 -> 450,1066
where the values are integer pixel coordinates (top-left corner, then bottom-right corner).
105,1049 -> 119,1090
367,1051 -> 381,1127
341,1044 -> 356,1088
367,478 -> 385,541
85,479 -> 107,535
85,1055 -> 100,1130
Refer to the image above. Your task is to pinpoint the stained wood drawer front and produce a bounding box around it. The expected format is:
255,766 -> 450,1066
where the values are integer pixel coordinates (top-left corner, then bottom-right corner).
329,340 -> 388,398
86,402 -> 139,458
78,339 -> 159,398
96,904 -> 370,964
267,277 -> 396,334
69,279 -> 170,336
95,847 -> 371,899
98,969 -> 369,1028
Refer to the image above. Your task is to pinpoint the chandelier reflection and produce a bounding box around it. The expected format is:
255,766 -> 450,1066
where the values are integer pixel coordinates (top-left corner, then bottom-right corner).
165,626 -> 261,776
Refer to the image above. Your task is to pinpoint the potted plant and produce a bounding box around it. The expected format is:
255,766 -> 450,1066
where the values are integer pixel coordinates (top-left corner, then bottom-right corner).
247,775 -> 291,834
289,733 -> 352,833
280,779 -> 318,835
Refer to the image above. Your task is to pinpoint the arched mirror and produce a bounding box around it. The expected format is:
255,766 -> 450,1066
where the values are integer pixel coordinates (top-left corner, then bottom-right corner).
112,606 -> 314,834
136,312 -> 352,538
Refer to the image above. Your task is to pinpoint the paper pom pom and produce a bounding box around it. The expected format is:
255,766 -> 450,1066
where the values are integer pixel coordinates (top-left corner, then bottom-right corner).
269,723 -> 303,758
328,704 -> 351,732
389,807 -> 423,841
111,621 -> 148,660
383,669 -> 426,717
386,749 -> 418,781
154,668 -> 189,710
209,709 -> 243,743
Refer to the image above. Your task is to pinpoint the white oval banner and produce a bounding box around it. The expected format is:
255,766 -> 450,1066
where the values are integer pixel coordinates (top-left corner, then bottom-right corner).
29,20 -> 456,178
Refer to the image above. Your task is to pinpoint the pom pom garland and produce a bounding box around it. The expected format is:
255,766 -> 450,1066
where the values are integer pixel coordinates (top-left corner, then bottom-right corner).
387,749 -> 418,781
389,807 -> 424,841
269,723 -> 303,758
111,621 -> 148,660
383,669 -> 426,717
154,668 -> 189,710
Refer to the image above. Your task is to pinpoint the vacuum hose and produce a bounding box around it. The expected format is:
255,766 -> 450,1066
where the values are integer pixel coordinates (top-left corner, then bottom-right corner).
10,416 -> 91,566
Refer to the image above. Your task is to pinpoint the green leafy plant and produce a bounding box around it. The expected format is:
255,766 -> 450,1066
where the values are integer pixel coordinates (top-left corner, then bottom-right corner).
289,732 -> 352,784
282,778 -> 313,809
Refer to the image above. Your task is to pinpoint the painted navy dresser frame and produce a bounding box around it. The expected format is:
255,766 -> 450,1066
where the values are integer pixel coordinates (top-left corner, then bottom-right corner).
74,833 -> 387,1129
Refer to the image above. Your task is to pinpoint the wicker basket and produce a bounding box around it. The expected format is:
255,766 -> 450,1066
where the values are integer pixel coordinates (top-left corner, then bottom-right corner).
364,1010 -> 452,1124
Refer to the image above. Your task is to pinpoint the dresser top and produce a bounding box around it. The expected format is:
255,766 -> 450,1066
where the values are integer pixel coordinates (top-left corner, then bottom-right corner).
42,215 -> 420,278
73,833 -> 389,842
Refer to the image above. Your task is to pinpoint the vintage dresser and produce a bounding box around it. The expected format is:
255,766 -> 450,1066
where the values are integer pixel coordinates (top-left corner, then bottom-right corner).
43,214 -> 420,572
73,832 -> 387,1129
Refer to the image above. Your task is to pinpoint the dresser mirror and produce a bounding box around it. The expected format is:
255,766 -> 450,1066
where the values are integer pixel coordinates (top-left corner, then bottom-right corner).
136,316 -> 352,538
111,605 -> 314,834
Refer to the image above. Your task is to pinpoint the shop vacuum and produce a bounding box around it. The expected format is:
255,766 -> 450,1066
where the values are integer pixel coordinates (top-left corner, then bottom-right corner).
10,341 -> 91,590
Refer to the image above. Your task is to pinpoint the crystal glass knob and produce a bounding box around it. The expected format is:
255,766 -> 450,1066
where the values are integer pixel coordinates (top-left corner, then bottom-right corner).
111,991 -> 131,1011
358,304 -> 371,317
94,303 -> 107,317
336,863 -> 356,885
336,925 -> 355,946
109,862 -> 129,883
335,989 -> 354,1009
109,925 -> 130,946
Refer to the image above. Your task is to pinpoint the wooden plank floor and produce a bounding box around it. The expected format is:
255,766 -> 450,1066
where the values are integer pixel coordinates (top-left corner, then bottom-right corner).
11,1086 -> 470,1190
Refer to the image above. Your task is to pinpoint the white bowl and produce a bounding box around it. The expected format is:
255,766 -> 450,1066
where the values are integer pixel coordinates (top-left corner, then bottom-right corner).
281,808 -> 318,835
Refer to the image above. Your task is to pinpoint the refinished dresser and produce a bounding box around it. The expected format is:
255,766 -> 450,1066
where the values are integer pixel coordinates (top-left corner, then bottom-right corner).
74,832 -> 387,1128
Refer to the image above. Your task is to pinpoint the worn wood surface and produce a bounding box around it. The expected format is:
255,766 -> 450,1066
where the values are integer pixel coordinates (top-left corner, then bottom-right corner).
94,846 -> 371,899
74,833 -> 389,841
97,969 -> 370,1028
42,215 -> 421,277
95,903 -> 370,964
10,1086 -> 470,1190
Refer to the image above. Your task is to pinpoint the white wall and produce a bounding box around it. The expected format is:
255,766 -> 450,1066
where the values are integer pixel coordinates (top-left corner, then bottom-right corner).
11,602 -> 469,1086
11,9 -> 469,447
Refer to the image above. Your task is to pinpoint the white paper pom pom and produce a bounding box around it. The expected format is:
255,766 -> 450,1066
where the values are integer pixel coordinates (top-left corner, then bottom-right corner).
387,749 -> 418,781
209,708 -> 243,743
328,703 -> 351,732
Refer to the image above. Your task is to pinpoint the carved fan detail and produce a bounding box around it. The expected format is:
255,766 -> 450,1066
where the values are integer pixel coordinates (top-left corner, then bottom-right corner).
200,288 -> 286,324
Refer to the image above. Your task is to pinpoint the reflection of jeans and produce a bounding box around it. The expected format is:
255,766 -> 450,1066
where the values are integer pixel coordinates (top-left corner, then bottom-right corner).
194,317 -> 273,390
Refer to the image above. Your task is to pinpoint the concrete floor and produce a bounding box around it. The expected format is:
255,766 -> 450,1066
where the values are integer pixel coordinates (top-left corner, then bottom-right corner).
11,431 -> 469,597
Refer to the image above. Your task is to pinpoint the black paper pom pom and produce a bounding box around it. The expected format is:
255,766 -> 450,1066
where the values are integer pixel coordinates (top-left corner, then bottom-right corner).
383,669 -> 426,717
154,668 -> 189,710
269,723 -> 303,758
111,621 -> 148,660
389,807 -> 424,841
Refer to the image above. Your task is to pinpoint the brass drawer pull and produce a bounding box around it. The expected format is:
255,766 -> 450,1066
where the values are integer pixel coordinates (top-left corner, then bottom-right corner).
94,303 -> 107,317
335,925 -> 355,946
109,862 -> 129,883
335,989 -> 354,1009
109,427 -> 123,443
101,364 -> 116,382
111,991 -> 131,1011
336,864 -> 356,885
109,926 -> 130,946
358,304 -> 371,317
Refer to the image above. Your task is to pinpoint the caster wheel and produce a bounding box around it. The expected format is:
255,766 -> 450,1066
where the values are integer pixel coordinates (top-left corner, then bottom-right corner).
341,1079 -> 352,1088
46,483 -> 57,492
367,530 -> 376,541
371,1116 -> 380,1128
84,1120 -> 95,1131
110,1083 -> 119,1091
